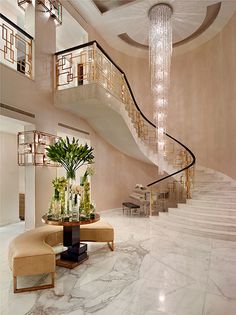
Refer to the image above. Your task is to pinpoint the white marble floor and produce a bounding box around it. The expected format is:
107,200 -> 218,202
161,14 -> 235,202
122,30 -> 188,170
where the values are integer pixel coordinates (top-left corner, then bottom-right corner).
1,209 -> 236,315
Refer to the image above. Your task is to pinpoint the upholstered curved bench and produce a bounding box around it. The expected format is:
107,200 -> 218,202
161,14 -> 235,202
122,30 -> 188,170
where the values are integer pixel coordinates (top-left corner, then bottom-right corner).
8,220 -> 114,293
8,225 -> 63,293
80,220 -> 114,251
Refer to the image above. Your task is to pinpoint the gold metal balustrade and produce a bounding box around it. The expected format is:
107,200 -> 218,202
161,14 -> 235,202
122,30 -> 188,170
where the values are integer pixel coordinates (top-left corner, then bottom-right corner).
148,155 -> 195,216
0,14 -> 33,79
56,43 -> 160,150
55,42 -> 195,214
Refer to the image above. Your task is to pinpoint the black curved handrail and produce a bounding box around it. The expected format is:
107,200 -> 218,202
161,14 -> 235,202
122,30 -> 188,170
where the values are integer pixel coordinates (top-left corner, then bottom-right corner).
56,41 -> 196,187
0,13 -> 33,40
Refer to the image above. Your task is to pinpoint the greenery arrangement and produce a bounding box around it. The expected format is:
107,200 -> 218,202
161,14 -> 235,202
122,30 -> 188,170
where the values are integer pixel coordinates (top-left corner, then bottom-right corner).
79,166 -> 95,219
48,176 -> 67,218
52,176 -> 67,199
81,165 -> 94,186
46,137 -> 95,220
46,137 -> 94,180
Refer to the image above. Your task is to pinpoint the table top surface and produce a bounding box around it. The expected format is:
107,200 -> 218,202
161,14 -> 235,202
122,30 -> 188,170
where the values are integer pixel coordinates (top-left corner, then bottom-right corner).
42,213 -> 100,226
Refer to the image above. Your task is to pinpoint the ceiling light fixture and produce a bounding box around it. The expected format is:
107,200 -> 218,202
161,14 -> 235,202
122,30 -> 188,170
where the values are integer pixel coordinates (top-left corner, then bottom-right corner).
17,0 -> 32,11
149,3 -> 173,174
37,0 -> 62,25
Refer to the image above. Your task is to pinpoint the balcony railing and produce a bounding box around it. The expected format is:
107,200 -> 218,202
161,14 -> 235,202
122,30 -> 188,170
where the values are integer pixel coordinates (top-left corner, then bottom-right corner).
0,13 -> 33,79
55,41 -> 196,205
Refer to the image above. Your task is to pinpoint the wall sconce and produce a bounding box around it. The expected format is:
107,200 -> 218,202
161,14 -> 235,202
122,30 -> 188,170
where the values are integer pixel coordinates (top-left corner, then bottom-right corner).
37,0 -> 62,25
18,130 -> 61,166
17,0 -> 32,11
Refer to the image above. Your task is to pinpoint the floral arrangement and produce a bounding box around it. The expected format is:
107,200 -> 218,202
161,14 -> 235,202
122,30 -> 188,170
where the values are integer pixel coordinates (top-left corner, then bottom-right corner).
52,176 -> 67,201
71,184 -> 83,195
46,138 -> 96,221
48,177 -> 67,217
52,176 -> 68,191
81,165 -> 94,186
46,137 -> 96,221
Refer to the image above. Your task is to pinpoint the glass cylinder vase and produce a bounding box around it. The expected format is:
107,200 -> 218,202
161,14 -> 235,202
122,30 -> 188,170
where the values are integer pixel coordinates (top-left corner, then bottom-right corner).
65,171 -> 76,218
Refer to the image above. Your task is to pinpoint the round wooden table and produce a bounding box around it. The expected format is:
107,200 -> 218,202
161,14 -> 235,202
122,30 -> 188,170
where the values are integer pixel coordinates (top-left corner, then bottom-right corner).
42,214 -> 100,269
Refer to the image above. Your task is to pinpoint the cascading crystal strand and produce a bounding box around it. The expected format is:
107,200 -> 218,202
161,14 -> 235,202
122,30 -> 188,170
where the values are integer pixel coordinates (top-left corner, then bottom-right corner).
149,4 -> 173,174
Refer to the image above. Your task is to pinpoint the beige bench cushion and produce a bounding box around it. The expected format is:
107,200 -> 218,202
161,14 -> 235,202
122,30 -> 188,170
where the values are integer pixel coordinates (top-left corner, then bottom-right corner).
8,225 -> 63,277
9,220 -> 114,277
80,220 -> 114,242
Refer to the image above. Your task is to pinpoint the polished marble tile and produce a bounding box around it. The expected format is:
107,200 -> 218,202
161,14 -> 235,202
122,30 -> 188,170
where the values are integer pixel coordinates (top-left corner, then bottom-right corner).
1,210 -> 236,315
203,293 -> 236,315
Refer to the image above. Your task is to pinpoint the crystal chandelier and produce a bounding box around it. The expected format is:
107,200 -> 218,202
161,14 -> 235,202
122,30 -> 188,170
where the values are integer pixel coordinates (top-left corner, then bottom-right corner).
149,3 -> 173,174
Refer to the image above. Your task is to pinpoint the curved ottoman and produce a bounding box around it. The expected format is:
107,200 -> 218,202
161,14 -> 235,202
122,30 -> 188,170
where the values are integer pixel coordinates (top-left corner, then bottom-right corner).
8,225 -> 63,293
80,220 -> 114,251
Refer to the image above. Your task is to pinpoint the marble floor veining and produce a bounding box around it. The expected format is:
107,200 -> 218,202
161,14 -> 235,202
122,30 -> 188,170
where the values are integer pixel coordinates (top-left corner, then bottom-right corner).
1,209 -> 236,315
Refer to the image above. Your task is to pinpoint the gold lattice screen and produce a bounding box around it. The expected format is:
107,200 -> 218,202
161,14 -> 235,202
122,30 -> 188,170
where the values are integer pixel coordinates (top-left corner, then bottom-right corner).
0,14 -> 33,78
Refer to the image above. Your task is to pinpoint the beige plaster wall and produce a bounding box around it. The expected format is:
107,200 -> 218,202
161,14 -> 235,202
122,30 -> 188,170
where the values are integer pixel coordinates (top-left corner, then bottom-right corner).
0,8 -> 156,227
92,130 -> 157,211
0,132 -> 19,225
168,12 -> 236,179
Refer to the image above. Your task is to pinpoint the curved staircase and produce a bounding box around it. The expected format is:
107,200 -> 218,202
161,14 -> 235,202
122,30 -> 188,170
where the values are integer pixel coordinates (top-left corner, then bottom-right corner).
54,41 -> 236,241
55,41 -> 195,192
158,168 -> 236,241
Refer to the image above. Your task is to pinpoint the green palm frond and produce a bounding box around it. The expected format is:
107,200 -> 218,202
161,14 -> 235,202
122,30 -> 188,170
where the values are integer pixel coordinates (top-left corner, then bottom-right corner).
46,137 -> 94,178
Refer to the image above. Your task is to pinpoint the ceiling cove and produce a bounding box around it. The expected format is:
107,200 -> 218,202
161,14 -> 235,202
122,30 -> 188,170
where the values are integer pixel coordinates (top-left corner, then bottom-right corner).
92,0 -> 136,13
118,2 -> 222,49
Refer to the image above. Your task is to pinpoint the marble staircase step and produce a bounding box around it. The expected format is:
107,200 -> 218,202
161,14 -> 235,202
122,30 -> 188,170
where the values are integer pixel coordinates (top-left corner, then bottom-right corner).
192,195 -> 236,203
168,208 -> 236,224
194,184 -> 235,190
157,216 -> 236,241
164,211 -> 236,231
192,185 -> 236,192
178,203 -> 236,215
194,180 -> 230,184
193,187 -> 236,193
194,176 -> 225,181
157,167 -> 236,241
187,199 -> 236,209
194,180 -> 232,184
195,169 -> 215,174
192,190 -> 236,197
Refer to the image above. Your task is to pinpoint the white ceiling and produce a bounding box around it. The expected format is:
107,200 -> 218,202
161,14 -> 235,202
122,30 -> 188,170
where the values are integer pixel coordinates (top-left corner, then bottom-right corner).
67,0 -> 236,56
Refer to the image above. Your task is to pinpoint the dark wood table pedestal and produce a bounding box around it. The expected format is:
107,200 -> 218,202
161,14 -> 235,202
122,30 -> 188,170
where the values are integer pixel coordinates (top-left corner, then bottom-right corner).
57,225 -> 88,269
42,214 -> 100,269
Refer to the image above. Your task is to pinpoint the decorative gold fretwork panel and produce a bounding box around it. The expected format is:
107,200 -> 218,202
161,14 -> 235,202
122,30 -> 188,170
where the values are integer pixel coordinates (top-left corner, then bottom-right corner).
0,15 -> 33,78
18,130 -> 60,166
